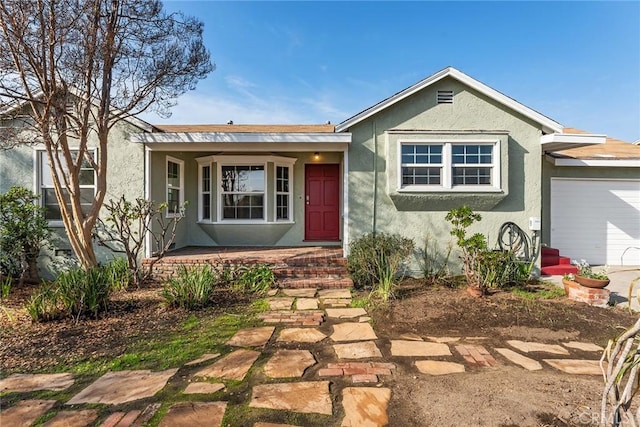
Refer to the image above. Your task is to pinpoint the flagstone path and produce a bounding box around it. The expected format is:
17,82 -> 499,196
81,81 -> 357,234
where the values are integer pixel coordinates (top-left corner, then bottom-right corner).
2,288 -> 610,426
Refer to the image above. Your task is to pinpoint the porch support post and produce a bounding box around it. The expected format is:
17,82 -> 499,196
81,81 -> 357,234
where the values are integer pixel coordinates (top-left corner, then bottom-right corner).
144,145 -> 152,258
343,147 -> 349,256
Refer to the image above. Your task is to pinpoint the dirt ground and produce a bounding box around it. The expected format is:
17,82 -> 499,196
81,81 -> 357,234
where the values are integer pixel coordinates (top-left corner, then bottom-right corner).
1,280 -> 638,427
371,280 -> 639,427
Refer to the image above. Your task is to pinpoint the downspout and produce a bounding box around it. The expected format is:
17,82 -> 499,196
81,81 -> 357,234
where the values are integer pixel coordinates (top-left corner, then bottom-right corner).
372,122 -> 378,235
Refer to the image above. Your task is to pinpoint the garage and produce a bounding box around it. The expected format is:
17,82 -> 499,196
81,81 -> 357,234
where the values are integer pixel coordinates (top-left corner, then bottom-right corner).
550,178 -> 640,265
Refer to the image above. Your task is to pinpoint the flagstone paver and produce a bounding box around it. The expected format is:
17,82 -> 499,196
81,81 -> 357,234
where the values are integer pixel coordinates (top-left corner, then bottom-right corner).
563,341 -> 605,352
267,289 -> 278,296
359,316 -> 372,322
267,297 -> 295,310
507,340 -> 570,355
250,381 -> 333,415
259,310 -> 324,326
264,349 -> 316,378
319,362 -> 395,379
0,373 -> 75,393
183,382 -> 225,394
158,402 -> 227,427
332,322 -> 378,341
254,423 -> 301,427
326,307 -> 367,319
277,327 -> 327,343
1,399 -> 56,427
101,409 -> 141,427
282,288 -> 317,297
399,333 -> 423,341
296,298 -> 319,310
320,298 -> 351,307
195,349 -> 260,381
133,403 -> 162,426
427,336 -> 461,343
544,359 -> 602,375
42,409 -> 99,427
341,387 -> 391,427
333,341 -> 383,359
318,289 -> 352,298
455,345 -> 498,367
185,353 -> 221,366
67,369 -> 177,405
227,326 -> 275,347
390,340 -> 451,357
495,348 -> 543,371
415,360 -> 466,375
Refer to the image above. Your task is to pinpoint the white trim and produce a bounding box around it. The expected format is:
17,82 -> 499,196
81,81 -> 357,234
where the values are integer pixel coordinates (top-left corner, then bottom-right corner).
133,132 -> 351,144
144,146 -> 151,257
547,156 -> 640,168
203,154 -> 297,166
397,139 -> 501,192
216,161 -> 267,223
198,163 -> 212,221
540,132 -> 606,152
335,67 -> 563,133
166,156 -> 184,218
274,163 -> 294,222
143,142 -> 350,153
343,147 -> 349,256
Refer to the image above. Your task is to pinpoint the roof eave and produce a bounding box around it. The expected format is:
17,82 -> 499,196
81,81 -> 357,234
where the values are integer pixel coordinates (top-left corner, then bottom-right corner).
131,131 -> 352,144
541,133 -> 607,153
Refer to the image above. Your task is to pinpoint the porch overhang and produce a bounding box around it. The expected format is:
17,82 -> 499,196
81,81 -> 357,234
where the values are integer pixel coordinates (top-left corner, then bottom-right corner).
131,131 -> 351,151
540,132 -> 606,153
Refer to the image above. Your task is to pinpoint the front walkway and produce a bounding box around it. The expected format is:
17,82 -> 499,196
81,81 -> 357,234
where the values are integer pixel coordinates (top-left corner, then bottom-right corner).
1,288 -> 606,426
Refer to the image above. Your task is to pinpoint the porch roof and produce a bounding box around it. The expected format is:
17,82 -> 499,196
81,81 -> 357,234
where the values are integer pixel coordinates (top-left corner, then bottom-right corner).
131,123 -> 351,148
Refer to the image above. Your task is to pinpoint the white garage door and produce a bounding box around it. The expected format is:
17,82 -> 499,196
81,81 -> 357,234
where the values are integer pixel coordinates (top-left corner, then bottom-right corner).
551,178 -> 640,265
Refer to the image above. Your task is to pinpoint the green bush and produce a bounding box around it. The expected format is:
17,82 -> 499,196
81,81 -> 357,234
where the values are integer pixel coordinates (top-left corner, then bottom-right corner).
162,265 -> 218,309
26,266 -> 113,321
0,186 -> 49,283
103,257 -> 133,291
233,264 -> 276,296
347,233 -> 415,301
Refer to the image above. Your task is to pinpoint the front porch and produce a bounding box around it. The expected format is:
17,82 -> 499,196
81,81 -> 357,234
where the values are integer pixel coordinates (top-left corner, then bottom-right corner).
144,246 -> 353,289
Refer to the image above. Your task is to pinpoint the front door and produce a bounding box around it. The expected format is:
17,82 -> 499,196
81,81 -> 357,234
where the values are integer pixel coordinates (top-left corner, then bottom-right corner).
305,164 -> 340,241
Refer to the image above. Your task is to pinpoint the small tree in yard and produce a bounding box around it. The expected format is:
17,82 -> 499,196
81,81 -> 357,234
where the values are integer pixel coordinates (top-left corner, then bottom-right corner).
0,0 -> 213,270
96,196 -> 186,287
0,186 -> 50,285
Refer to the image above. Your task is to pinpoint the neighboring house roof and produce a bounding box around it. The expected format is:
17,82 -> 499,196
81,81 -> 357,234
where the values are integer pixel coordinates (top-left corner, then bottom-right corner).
335,66 -> 564,134
154,124 -> 335,133
546,127 -> 640,167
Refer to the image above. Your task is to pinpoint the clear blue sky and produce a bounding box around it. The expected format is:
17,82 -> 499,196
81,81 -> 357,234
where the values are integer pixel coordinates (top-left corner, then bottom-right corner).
143,1 -> 640,142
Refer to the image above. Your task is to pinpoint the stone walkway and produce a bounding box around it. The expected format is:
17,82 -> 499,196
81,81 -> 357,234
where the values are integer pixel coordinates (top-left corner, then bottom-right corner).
0,289 -> 607,426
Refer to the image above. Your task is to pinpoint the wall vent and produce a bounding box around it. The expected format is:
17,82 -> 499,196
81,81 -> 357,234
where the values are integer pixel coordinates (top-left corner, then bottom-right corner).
437,90 -> 454,104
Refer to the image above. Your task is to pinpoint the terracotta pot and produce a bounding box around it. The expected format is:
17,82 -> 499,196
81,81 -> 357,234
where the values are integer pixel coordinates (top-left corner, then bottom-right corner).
574,275 -> 610,289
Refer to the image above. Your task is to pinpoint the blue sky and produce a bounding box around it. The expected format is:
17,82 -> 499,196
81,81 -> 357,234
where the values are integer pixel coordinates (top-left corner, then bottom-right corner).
143,1 -> 640,142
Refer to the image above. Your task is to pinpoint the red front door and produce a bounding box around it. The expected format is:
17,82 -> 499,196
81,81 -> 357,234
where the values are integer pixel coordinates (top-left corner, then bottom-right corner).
305,164 -> 340,241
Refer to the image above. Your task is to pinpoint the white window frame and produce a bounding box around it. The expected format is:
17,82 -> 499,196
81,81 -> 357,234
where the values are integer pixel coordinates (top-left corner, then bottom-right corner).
219,162 -> 266,222
36,148 -> 98,226
274,163 -> 294,222
197,155 -> 297,224
199,164 -> 212,221
397,139 -> 501,192
166,156 -> 184,218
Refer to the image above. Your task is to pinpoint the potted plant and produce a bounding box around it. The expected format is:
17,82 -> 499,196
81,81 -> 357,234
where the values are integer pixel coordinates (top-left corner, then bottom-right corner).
571,259 -> 610,288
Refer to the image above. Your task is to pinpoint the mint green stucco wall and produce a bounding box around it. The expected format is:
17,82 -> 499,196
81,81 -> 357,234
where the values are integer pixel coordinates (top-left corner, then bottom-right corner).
345,77 -> 545,275
0,120 -> 146,278
541,160 -> 640,245
148,150 -> 344,248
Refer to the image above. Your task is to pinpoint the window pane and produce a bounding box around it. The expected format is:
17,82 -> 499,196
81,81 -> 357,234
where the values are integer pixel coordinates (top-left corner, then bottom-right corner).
221,165 -> 264,192
453,167 -> 492,185
202,193 -> 210,220
202,166 -> 210,192
402,167 -> 441,185
42,188 -> 94,219
277,194 -> 289,220
167,161 -> 180,187
222,194 -> 264,219
402,144 -> 442,165
168,188 -> 180,213
452,145 -> 493,165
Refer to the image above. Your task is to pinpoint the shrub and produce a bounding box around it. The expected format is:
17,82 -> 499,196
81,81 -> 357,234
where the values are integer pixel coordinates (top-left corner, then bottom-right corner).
26,266 -> 112,321
347,233 -> 415,301
103,257 -> 133,291
0,186 -> 49,284
233,264 -> 276,296
162,265 -> 218,309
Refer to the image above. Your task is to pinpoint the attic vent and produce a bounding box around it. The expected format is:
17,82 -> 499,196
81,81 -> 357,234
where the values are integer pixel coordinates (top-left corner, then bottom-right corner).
437,90 -> 454,104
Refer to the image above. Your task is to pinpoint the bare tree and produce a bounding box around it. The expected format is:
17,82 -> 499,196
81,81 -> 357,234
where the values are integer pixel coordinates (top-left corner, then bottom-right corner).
0,0 -> 213,269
